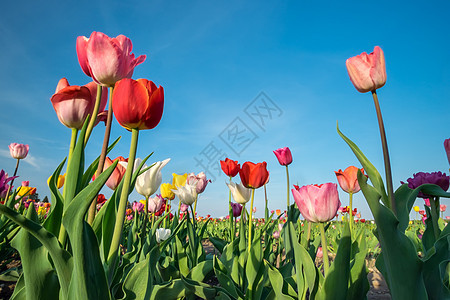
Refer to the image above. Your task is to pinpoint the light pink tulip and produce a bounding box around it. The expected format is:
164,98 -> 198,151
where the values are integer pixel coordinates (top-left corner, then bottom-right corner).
51,78 -> 108,129
187,172 -> 210,194
273,147 -> 293,166
346,46 -> 386,93
148,195 -> 163,213
132,201 -> 144,213
292,183 -> 341,223
76,32 -> 146,87
21,181 -> 29,187
180,203 -> 189,212
9,143 -> 29,159
441,204 -> 447,212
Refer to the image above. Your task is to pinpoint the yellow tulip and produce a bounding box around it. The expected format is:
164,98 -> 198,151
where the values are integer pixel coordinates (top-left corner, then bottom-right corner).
47,174 -> 66,189
160,183 -> 175,200
139,199 -> 146,206
413,205 -> 420,212
172,173 -> 188,188
17,186 -> 36,197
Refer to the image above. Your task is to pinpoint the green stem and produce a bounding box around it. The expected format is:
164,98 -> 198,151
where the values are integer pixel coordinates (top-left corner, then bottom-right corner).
286,165 -> 290,211
87,87 -> 114,225
163,199 -> 169,228
319,222 -> 330,275
107,128 -> 139,266
372,90 -> 396,215
84,84 -> 103,145
228,176 -> 234,241
264,183 -> 269,221
58,128 -> 78,244
193,195 -> 198,217
152,213 -> 155,229
306,221 -> 312,249
429,197 -> 441,241
348,192 -> 353,238
248,189 -> 255,253
4,159 -> 20,203
144,196 -> 149,221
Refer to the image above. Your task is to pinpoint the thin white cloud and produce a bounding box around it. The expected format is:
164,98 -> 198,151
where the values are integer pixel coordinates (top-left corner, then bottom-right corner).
0,149 -> 40,169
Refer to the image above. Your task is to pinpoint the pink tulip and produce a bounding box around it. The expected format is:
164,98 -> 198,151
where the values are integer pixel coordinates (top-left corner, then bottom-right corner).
273,147 -> 293,166
273,231 -> 280,239
186,172 -> 211,194
180,203 -> 189,213
316,246 -> 323,258
21,181 -> 29,187
132,201 -> 144,213
92,156 -> 127,190
76,32 -> 146,87
148,195 -> 163,213
424,198 -> 431,207
346,46 -> 386,93
441,204 -> 447,212
292,183 -> 341,223
51,78 -> 108,129
9,143 -> 29,159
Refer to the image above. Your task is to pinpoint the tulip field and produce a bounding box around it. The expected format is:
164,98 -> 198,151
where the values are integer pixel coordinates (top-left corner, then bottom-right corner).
1,32 -> 450,300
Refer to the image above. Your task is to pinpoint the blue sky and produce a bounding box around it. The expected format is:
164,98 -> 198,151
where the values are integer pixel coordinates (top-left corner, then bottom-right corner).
1,0 -> 449,219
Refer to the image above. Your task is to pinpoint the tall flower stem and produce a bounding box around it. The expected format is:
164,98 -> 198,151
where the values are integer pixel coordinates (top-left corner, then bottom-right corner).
372,90 -> 396,214
285,165 -> 290,211
193,195 -> 198,218
84,85 -> 103,145
429,197 -> 441,241
144,196 -> 149,221
107,128 -> 139,267
348,192 -> 353,238
58,128 -> 78,244
163,199 -> 169,228
318,222 -> 330,275
264,184 -> 269,222
4,159 -> 20,203
88,86 -> 114,225
248,189 -> 256,253
228,176 -> 234,241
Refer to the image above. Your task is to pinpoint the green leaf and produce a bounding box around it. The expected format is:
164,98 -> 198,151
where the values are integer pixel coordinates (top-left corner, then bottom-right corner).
187,260 -> 214,282
181,275 -> 217,299
63,161 -> 117,300
0,204 -> 72,299
209,236 -> 227,254
347,227 -> 369,300
422,235 -> 450,299
266,261 -> 296,300
43,158 -> 66,237
11,207 -> 60,300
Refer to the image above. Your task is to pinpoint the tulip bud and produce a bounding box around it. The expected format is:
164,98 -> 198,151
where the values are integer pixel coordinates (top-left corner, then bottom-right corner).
9,143 -> 29,159
273,147 -> 293,166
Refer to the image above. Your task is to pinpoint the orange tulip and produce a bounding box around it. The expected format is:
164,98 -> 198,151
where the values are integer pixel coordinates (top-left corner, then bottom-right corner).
334,166 -> 365,194
93,156 -> 127,190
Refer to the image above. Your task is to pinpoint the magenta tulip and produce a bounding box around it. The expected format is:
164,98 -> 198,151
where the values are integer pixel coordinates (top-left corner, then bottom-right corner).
444,138 -> 450,166
292,183 -> 341,223
76,32 -> 146,87
9,143 -> 29,159
346,46 -> 386,93
273,147 -> 293,166
50,78 -> 108,129
230,202 -> 243,217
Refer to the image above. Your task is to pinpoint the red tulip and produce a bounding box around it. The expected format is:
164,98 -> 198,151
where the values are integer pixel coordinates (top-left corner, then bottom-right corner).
92,156 -> 127,190
239,161 -> 269,189
220,158 -> 240,177
112,78 -> 164,130
346,46 -> 386,93
273,147 -> 293,166
335,166 -> 365,194
76,32 -> 146,87
292,183 -> 341,223
51,78 -> 108,129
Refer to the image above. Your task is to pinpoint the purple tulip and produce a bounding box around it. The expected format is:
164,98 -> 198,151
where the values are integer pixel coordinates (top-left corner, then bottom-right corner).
0,170 -> 17,199
444,139 -> 450,166
230,202 -> 243,217
405,171 -> 450,198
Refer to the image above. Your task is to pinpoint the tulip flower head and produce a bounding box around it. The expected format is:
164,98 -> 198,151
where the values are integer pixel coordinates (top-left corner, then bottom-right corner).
441,204 -> 447,212
220,158 -> 240,177
172,173 -> 188,188
292,183 -> 341,223
230,202 -> 243,217
155,228 -> 171,243
93,156 -> 127,190
413,205 -> 420,212
47,174 -> 66,189
239,161 -> 269,189
76,32 -> 146,87
346,46 -> 387,93
226,182 -> 252,204
273,147 -> 293,166
21,181 -> 29,187
180,203 -> 189,213
335,166 -> 366,194
172,182 -> 197,206
444,138 -> 450,166
9,143 -> 29,160
148,195 -> 164,213
187,172 -> 211,194
132,158 -> 170,198
160,183 -> 175,200
405,171 -> 450,198
132,201 -> 144,213
424,198 -> 431,207
0,170 -> 16,199
112,78 -> 164,131
51,78 -> 108,129
273,231 -> 280,239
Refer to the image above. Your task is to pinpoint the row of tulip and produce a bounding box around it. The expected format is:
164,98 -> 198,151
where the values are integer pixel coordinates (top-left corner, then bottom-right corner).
0,30 -> 449,300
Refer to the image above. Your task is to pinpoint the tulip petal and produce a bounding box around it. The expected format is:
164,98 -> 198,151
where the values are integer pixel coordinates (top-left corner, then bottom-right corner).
76,36 -> 92,77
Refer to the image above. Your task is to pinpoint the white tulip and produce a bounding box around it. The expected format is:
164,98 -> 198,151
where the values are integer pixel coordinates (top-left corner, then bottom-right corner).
155,228 -> 171,243
226,182 -> 251,204
172,182 -> 197,205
